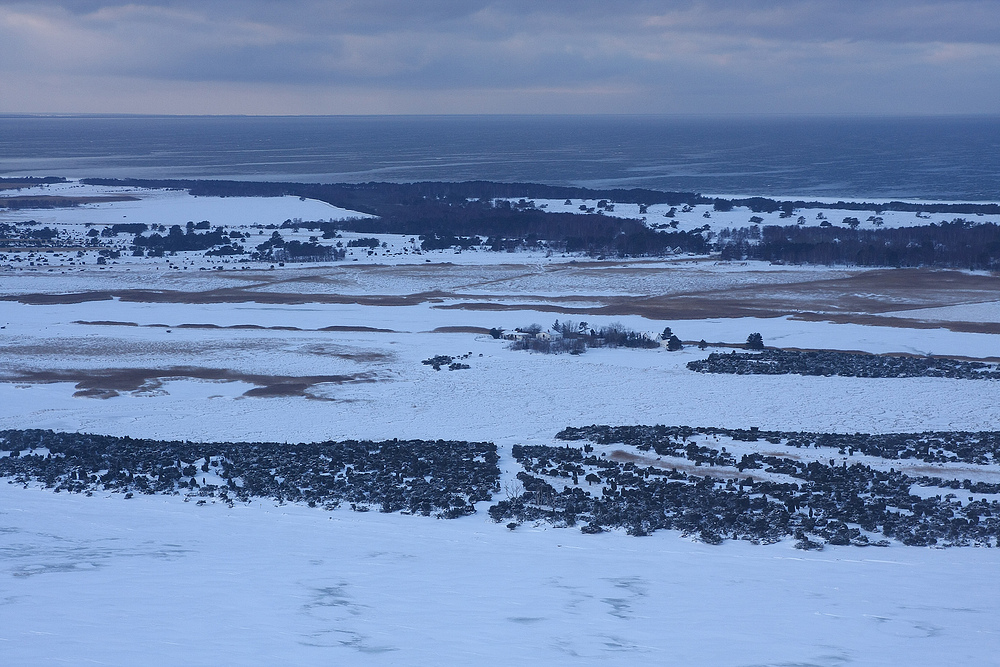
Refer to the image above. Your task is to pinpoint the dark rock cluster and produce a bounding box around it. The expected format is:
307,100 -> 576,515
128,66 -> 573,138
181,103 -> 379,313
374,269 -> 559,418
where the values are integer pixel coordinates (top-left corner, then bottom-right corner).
0,430 -> 499,518
559,425 -> 1000,466
486,426 -> 1000,547
4,426 -> 997,548
421,354 -> 472,371
687,349 -> 1000,381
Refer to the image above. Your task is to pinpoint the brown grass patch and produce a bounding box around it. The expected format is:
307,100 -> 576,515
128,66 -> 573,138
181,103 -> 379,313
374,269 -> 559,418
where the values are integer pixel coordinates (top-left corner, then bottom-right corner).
72,388 -> 120,399
9,267 -> 1000,338
11,292 -> 114,305
73,320 -> 139,327
299,345 -> 392,362
790,312 -> 1000,335
5,366 -> 376,399
318,325 -> 396,333
0,195 -> 139,208
228,324 -> 301,331
428,326 -> 492,334
242,383 -> 310,397
68,320 -> 393,334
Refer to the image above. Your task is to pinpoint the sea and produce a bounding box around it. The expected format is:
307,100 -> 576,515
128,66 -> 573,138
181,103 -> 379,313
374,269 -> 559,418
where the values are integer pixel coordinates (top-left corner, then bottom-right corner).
1,114 -> 998,201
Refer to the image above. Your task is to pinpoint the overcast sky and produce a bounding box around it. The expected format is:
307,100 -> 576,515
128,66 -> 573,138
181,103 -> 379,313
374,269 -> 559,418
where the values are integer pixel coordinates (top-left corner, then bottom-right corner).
2,0 -> 998,114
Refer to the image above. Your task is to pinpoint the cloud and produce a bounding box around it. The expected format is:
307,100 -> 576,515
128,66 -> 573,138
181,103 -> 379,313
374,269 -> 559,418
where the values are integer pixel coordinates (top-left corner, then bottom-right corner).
0,1 -> 998,113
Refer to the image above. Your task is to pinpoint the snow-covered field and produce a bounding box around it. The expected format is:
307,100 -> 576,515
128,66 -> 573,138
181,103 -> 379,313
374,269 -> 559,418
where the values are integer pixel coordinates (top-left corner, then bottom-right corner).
3,483 -> 996,666
5,300 -> 1000,443
2,185 -> 1000,665
0,180 -> 370,227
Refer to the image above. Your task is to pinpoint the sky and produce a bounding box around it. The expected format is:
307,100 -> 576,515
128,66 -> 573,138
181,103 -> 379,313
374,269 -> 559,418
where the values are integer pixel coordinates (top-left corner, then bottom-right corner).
1,0 -> 998,115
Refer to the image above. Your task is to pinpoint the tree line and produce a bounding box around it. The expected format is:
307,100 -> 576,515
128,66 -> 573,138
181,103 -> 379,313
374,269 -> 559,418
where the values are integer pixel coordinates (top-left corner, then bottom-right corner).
79,177 -> 1000,217
74,178 -> 1000,266
720,220 -> 1000,269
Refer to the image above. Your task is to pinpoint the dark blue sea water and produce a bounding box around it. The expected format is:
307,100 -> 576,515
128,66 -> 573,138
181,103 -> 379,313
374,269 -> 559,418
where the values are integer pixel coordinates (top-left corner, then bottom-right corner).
1,115 -> 998,201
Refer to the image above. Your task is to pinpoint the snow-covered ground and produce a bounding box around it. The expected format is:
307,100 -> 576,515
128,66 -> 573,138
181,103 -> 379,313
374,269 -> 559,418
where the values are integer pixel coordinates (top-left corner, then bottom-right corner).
3,185 -> 1000,665
0,180 -> 370,227
3,483 -> 997,666
882,301 -> 1000,324
5,297 -> 1000,445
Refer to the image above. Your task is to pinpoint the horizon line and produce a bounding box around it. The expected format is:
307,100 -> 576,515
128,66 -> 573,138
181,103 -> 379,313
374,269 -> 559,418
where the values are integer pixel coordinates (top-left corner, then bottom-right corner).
3,112 -> 1000,120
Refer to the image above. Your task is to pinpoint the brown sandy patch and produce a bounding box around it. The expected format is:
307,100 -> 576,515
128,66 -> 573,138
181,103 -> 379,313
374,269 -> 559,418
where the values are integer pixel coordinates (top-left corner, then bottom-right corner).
434,269 -> 1000,333
69,320 -> 394,334
298,345 -> 392,362
72,320 -> 139,327
121,287 -> 456,307
0,195 -> 139,208
12,292 -> 115,305
8,267 -> 1000,335
790,312 -> 1000,335
318,325 -> 396,333
174,323 -> 308,331
3,290 -> 406,306
3,366 -> 376,399
428,326 -> 492,334
72,388 -> 122,399
242,383 -> 310,398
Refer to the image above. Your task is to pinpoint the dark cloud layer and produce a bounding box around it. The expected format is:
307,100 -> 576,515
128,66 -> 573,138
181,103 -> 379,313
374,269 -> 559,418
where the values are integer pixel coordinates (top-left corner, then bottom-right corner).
1,1 -> 998,113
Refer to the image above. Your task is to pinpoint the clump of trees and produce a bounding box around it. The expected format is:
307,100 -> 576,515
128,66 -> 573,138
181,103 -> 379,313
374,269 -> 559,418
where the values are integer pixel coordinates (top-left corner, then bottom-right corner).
0,176 -> 66,186
103,223 -> 148,236
718,220 -> 1000,270
507,320 -> 665,354
133,224 -> 240,256
419,234 -> 480,250
346,237 -> 381,248
253,231 -> 345,262
0,222 -> 63,247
